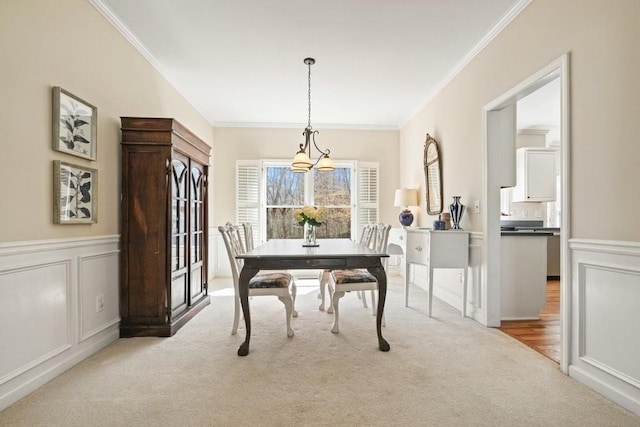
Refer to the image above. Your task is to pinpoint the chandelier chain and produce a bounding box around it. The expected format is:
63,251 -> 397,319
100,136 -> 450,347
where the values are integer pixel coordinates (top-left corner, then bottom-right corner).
307,60 -> 312,128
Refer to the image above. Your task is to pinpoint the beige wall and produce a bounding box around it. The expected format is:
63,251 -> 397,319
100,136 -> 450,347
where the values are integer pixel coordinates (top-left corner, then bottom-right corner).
212,127 -> 400,228
0,0 -> 213,243
400,0 -> 640,241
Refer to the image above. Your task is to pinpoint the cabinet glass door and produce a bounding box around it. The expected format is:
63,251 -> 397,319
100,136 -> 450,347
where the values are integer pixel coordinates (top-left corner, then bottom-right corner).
189,161 -> 207,302
170,156 -> 189,316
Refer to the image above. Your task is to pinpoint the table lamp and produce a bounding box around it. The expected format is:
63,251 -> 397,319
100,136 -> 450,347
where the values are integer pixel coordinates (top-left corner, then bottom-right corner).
394,188 -> 418,226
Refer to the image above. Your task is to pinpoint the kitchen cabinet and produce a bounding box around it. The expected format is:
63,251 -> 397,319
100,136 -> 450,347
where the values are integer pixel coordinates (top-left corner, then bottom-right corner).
120,117 -> 211,337
500,234 -> 547,320
547,234 -> 561,278
512,147 -> 556,202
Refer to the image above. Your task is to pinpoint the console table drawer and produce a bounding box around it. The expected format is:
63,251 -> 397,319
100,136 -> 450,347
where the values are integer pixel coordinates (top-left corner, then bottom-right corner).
406,231 -> 429,265
387,228 -> 406,255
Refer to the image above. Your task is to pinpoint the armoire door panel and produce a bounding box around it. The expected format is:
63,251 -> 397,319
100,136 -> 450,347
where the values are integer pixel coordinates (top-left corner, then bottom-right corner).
123,149 -> 167,320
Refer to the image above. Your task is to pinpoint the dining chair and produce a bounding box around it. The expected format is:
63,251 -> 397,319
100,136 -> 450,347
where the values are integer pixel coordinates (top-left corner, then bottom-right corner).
318,224 -> 375,313
242,222 -> 254,252
327,223 -> 391,333
361,223 -> 391,315
218,223 -> 297,337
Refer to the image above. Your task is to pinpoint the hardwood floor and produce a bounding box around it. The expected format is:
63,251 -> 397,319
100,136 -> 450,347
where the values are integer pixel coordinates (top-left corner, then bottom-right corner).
499,280 -> 560,363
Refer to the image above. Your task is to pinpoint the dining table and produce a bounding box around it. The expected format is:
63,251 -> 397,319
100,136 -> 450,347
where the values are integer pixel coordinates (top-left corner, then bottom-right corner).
235,238 -> 390,356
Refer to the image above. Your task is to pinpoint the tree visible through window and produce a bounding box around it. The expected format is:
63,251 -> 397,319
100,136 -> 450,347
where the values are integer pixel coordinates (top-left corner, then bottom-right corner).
313,168 -> 351,238
265,163 -> 352,239
265,166 -> 304,239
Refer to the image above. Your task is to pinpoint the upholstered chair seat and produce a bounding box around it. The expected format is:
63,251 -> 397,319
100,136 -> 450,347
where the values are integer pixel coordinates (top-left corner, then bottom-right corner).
330,269 -> 376,285
249,272 -> 292,288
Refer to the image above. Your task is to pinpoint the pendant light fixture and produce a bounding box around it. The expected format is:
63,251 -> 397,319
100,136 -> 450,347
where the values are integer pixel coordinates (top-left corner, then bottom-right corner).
291,57 -> 335,173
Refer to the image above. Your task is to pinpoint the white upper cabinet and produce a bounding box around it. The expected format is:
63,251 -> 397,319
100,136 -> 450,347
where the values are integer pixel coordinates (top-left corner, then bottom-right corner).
512,147 -> 557,202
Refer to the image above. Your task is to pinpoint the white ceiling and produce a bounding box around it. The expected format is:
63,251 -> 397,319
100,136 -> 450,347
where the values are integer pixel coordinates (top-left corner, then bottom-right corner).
94,0 -> 527,129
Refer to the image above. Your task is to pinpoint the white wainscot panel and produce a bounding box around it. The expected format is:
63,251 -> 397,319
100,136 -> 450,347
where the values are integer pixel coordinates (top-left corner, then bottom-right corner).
581,264 -> 640,385
570,239 -> 640,416
0,261 -> 71,383
0,236 -> 120,412
79,251 -> 120,341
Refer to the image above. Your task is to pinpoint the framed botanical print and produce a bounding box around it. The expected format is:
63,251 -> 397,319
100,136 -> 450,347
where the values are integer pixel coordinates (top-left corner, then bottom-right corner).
52,87 -> 97,160
53,161 -> 98,224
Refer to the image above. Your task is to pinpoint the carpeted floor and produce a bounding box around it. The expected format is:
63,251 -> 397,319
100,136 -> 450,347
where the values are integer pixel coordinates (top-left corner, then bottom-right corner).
1,275 -> 638,426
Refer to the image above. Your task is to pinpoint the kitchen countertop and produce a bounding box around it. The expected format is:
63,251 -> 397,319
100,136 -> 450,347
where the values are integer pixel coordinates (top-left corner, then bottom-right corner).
500,220 -> 559,236
501,230 -> 553,236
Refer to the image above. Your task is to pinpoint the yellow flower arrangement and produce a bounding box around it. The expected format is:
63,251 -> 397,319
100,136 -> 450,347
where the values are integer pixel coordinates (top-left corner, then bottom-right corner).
293,205 -> 327,227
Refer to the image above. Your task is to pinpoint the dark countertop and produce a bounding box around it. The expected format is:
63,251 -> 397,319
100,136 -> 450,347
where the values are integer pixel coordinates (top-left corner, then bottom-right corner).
501,231 -> 553,236
500,221 -> 559,236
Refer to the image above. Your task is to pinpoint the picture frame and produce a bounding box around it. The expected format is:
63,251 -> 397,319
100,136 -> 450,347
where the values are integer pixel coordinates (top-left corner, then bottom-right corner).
53,161 -> 98,224
52,86 -> 97,161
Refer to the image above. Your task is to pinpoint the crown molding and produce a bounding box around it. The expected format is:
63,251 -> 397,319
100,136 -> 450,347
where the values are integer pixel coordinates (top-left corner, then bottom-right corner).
400,0 -> 533,128
213,122 -> 399,131
89,0 -> 165,74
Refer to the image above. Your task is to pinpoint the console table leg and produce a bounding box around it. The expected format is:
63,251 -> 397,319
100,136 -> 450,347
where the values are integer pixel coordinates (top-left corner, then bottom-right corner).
405,263 -> 410,307
462,267 -> 468,318
428,267 -> 434,318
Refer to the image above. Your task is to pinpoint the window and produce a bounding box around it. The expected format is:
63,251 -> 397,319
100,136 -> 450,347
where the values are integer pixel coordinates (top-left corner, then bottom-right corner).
264,165 -> 304,239
313,166 -> 352,239
236,160 -> 378,244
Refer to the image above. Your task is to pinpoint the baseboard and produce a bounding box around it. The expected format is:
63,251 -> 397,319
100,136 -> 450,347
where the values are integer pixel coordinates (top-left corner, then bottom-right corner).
0,326 -> 119,411
569,365 -> 640,416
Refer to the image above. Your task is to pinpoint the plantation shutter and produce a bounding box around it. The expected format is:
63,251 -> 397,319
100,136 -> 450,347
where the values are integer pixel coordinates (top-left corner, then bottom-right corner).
356,162 -> 379,240
236,161 -> 261,244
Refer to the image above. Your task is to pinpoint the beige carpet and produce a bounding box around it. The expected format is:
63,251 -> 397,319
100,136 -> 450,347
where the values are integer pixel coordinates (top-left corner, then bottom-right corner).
1,275 -> 638,426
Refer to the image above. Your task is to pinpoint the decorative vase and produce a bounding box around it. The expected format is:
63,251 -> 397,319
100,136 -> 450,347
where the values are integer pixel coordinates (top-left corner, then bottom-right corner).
449,196 -> 465,230
398,209 -> 414,226
304,223 -> 318,246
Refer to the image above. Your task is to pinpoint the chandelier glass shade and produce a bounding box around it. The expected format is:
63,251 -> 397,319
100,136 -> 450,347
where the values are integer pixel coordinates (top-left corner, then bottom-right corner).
291,58 -> 334,173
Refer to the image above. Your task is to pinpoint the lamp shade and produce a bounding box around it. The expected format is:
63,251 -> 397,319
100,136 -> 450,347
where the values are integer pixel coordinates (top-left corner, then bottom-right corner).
292,150 -> 312,168
394,188 -> 418,207
316,154 -> 335,171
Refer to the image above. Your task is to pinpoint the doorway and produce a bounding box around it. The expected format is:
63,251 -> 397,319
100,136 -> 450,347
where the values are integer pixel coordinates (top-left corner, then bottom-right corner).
482,54 -> 570,373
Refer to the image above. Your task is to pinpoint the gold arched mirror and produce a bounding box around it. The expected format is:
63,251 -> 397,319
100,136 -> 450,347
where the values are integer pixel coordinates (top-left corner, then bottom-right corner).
424,134 -> 443,215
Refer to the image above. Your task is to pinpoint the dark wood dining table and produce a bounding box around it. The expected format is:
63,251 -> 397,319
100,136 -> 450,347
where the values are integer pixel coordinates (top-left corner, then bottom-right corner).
235,238 -> 390,356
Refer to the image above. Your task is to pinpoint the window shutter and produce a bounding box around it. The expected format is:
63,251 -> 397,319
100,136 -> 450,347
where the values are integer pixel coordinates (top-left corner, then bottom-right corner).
356,162 -> 379,239
236,161 -> 260,244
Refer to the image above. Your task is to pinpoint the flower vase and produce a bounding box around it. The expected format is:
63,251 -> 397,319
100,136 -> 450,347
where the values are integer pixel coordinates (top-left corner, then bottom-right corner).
304,223 -> 318,246
449,196 -> 465,230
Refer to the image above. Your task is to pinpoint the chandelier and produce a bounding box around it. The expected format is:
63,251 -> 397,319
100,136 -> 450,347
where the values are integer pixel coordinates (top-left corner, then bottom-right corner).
291,57 -> 335,173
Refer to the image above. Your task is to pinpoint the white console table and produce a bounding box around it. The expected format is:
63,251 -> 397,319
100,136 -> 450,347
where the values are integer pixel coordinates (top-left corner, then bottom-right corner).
389,227 -> 470,317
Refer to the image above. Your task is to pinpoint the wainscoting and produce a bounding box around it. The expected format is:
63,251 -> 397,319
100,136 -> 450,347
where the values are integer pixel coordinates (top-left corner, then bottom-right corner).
0,236 -> 120,411
568,239 -> 640,415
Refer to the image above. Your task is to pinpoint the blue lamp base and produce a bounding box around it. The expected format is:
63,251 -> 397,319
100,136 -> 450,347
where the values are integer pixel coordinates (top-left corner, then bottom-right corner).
398,209 -> 414,226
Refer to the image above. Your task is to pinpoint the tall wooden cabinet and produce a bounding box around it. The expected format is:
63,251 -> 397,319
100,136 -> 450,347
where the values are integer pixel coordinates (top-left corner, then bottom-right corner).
120,117 -> 211,337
